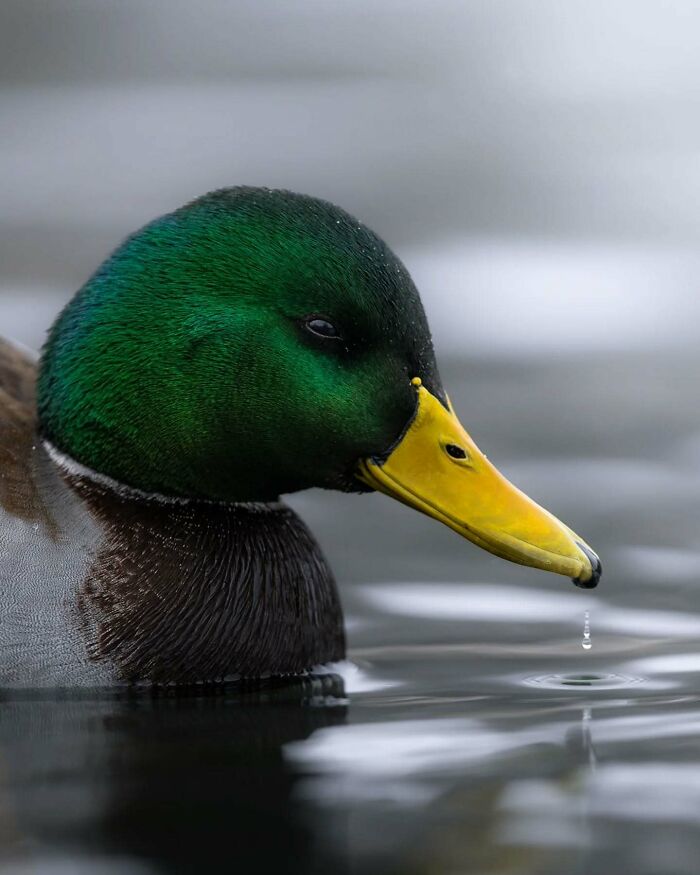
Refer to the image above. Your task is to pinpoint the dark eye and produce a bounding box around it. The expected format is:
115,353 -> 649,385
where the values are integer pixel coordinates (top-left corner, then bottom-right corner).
304,317 -> 341,340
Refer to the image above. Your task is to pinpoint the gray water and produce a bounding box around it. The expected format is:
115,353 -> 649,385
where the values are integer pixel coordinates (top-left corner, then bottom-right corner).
0,347 -> 698,875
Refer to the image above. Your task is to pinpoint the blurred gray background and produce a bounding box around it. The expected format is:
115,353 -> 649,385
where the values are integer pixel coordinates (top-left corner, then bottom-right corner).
3,0 -> 700,356
1,0 -> 699,592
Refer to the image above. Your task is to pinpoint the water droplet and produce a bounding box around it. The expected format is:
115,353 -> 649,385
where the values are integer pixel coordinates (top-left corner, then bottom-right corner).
582,609 -> 592,650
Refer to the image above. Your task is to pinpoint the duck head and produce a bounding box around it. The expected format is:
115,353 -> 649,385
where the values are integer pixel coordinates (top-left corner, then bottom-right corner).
38,187 -> 600,588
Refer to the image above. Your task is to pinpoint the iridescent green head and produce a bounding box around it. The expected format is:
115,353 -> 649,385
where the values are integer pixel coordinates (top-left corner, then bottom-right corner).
38,187 -> 443,501
38,186 -> 602,587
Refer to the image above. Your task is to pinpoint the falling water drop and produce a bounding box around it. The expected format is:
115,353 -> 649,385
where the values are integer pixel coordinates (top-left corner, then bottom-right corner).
582,610 -> 592,650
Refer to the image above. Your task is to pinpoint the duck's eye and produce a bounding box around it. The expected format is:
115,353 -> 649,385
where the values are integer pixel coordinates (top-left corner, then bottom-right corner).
444,443 -> 467,460
305,317 -> 341,340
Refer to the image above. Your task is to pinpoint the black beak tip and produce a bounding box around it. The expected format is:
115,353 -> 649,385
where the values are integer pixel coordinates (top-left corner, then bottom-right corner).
572,542 -> 602,589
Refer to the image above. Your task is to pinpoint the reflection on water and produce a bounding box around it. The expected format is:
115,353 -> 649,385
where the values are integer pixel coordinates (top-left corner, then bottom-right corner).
2,324 -> 700,873
0,680 -> 348,874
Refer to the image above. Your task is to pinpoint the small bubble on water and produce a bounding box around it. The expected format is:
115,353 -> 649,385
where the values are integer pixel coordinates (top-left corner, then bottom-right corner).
582,610 -> 592,650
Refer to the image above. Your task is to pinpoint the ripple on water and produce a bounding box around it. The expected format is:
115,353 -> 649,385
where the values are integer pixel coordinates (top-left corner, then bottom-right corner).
523,672 -> 646,691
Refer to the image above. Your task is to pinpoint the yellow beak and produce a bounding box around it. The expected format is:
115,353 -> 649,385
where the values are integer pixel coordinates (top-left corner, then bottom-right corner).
358,379 -> 601,588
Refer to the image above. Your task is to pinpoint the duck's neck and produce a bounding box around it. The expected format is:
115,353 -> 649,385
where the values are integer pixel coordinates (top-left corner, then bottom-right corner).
45,440 -> 282,510
59,456 -> 345,684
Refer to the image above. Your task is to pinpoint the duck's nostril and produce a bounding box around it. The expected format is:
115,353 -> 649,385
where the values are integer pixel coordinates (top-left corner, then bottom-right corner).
444,443 -> 467,460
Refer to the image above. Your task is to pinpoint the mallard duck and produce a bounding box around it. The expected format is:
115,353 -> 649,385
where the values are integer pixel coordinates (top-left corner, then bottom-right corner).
0,187 -> 600,687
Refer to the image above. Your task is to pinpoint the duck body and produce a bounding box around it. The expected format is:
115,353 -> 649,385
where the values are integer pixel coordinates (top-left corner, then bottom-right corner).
0,338 -> 343,687
0,187 -> 599,689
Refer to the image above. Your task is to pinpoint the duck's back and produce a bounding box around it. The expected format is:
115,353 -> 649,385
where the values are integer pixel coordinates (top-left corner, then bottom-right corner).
0,338 -> 344,688
0,338 -> 107,687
